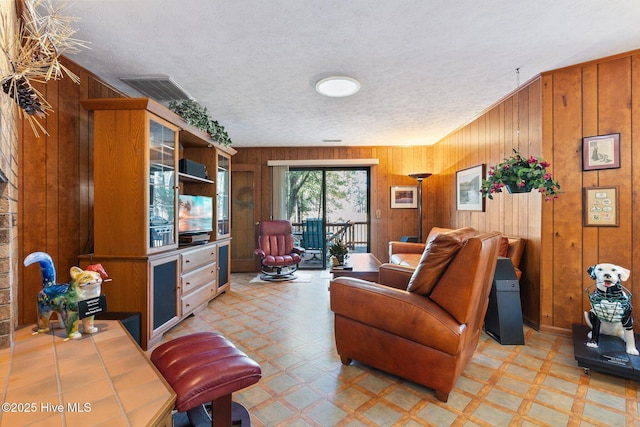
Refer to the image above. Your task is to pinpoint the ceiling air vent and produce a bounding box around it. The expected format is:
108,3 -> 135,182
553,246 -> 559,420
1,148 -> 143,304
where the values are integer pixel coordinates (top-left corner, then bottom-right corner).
120,76 -> 192,102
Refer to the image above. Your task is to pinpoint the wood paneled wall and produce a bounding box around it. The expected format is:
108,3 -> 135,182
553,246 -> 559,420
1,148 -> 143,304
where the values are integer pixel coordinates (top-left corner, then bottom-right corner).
430,49 -> 640,333
233,146 -> 434,264
430,79 -> 545,328
18,59 -> 122,325
539,51 -> 640,333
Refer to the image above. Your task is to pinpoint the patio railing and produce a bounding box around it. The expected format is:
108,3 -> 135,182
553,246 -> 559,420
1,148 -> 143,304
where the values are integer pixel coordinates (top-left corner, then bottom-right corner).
292,221 -> 368,252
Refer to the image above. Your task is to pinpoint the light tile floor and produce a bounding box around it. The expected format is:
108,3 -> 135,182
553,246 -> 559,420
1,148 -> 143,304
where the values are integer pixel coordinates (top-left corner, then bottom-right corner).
159,271 -> 640,426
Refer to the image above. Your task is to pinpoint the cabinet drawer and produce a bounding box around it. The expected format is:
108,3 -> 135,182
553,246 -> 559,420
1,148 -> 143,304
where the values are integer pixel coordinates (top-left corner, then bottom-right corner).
181,262 -> 217,295
181,282 -> 216,315
181,244 -> 216,271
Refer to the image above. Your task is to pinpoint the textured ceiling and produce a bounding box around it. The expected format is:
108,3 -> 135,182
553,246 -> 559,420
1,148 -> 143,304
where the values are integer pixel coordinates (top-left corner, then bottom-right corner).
59,0 -> 640,148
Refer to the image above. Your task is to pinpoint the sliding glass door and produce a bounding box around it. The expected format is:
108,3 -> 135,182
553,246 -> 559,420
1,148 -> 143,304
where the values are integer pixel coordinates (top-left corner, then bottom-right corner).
288,167 -> 370,268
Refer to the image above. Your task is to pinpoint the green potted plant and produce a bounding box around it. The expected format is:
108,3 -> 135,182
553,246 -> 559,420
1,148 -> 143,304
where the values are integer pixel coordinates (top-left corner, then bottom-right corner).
168,99 -> 232,146
480,149 -> 561,201
328,238 -> 349,266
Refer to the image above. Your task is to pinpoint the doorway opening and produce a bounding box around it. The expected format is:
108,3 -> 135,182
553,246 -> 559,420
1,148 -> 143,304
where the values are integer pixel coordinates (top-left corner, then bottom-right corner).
287,167 -> 370,269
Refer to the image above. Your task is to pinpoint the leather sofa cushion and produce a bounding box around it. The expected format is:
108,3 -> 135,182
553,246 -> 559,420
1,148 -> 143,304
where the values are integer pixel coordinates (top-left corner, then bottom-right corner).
389,253 -> 422,266
378,263 -> 415,289
429,235 -> 499,324
407,227 -> 477,296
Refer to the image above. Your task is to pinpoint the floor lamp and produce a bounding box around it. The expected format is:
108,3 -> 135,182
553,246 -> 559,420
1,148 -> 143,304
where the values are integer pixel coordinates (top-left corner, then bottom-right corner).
409,173 -> 432,242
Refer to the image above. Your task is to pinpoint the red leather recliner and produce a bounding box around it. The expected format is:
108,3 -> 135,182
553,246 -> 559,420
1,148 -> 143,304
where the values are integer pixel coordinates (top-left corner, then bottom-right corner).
254,220 -> 305,281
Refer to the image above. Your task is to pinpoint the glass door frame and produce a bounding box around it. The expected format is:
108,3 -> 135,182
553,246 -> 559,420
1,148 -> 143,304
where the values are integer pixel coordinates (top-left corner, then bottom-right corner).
147,116 -> 178,254
289,166 -> 371,269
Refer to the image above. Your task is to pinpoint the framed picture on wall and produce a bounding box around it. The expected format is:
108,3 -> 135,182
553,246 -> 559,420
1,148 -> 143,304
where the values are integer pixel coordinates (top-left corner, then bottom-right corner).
583,186 -> 619,226
390,186 -> 417,209
583,133 -> 620,171
456,164 -> 485,211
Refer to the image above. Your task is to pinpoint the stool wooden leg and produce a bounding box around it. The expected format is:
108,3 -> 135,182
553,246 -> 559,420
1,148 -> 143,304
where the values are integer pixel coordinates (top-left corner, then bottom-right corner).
212,394 -> 232,427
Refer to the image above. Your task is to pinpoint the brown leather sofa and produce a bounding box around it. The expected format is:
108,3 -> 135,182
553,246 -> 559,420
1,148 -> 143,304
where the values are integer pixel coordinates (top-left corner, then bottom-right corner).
389,227 -> 525,279
330,230 -> 502,402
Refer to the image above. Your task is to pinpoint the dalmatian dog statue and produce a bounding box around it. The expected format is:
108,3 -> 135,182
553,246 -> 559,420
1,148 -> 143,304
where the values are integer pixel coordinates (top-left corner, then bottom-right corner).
584,263 -> 638,355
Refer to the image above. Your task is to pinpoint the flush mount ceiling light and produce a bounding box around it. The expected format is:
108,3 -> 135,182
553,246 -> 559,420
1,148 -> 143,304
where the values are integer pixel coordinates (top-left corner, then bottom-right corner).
315,76 -> 360,97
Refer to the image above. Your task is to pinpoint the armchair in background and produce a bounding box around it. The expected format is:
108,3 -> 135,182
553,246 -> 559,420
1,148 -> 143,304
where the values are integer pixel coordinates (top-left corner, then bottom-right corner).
254,220 -> 304,281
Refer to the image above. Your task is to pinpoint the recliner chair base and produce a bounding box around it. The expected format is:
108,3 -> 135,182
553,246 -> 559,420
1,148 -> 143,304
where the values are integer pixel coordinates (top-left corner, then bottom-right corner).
259,273 -> 298,282
259,264 -> 299,282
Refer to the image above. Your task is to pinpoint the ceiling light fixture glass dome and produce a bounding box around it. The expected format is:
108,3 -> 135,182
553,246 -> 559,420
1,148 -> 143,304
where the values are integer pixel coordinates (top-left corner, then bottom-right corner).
315,76 -> 360,97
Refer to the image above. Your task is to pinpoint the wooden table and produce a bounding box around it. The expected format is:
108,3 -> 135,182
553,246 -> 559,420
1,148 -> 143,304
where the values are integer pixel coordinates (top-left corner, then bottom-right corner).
0,321 -> 175,426
331,253 -> 381,282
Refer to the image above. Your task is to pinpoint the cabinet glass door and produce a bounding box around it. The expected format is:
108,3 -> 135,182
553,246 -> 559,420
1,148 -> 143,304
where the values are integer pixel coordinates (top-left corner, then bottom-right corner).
217,153 -> 230,237
149,120 -> 177,249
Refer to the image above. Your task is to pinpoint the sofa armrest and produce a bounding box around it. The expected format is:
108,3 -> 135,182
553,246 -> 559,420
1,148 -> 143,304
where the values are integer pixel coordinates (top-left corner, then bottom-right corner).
330,277 -> 464,355
504,236 -> 525,270
378,263 -> 415,289
388,241 -> 426,256
501,236 -> 525,279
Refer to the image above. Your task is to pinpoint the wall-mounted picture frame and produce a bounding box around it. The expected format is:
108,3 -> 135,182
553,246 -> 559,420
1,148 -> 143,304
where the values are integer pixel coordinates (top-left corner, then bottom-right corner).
583,133 -> 620,171
390,186 -> 417,209
456,164 -> 485,211
583,186 -> 619,227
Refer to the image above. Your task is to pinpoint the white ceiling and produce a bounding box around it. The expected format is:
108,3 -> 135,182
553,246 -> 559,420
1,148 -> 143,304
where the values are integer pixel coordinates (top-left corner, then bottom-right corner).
59,0 -> 640,148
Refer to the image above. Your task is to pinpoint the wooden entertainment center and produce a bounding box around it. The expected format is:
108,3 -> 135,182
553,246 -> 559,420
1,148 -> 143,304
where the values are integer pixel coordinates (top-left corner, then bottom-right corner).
80,98 -> 235,350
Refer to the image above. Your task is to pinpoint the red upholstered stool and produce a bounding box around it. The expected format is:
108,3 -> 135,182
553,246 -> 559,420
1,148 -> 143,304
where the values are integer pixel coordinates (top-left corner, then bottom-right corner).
151,332 -> 262,427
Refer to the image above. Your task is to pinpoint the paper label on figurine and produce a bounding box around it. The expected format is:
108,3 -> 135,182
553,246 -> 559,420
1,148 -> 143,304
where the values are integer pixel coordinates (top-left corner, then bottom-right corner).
78,295 -> 107,319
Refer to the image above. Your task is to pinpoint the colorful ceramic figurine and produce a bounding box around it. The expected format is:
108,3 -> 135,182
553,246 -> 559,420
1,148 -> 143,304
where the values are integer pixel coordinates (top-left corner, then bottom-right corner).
24,252 -> 108,339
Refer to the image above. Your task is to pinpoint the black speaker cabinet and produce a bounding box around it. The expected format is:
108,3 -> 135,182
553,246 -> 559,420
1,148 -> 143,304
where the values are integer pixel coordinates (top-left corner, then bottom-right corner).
484,257 -> 525,345
179,158 -> 208,179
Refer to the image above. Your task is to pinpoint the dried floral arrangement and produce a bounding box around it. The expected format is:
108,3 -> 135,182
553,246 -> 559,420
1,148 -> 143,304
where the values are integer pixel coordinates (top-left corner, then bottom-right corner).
1,0 -> 87,136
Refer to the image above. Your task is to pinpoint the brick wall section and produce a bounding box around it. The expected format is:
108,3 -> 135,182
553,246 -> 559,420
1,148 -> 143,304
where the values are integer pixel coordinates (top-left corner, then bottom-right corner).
0,0 -> 19,349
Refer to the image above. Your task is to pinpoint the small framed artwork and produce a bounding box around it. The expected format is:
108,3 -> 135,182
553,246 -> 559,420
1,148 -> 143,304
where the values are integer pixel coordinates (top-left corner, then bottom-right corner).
390,186 -> 417,209
456,164 -> 485,211
583,133 -> 620,171
583,186 -> 619,227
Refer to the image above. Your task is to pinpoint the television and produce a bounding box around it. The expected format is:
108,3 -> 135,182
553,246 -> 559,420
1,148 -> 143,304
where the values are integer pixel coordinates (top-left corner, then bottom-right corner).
178,194 -> 213,235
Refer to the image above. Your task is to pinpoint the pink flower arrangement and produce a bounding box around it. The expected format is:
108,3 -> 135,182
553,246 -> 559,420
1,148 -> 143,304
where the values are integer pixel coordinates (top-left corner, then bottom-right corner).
480,149 -> 561,201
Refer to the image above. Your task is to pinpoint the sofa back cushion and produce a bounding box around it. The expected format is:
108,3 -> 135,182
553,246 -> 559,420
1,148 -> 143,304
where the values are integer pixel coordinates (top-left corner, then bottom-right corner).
425,227 -> 453,243
429,232 -> 501,326
407,227 -> 477,295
